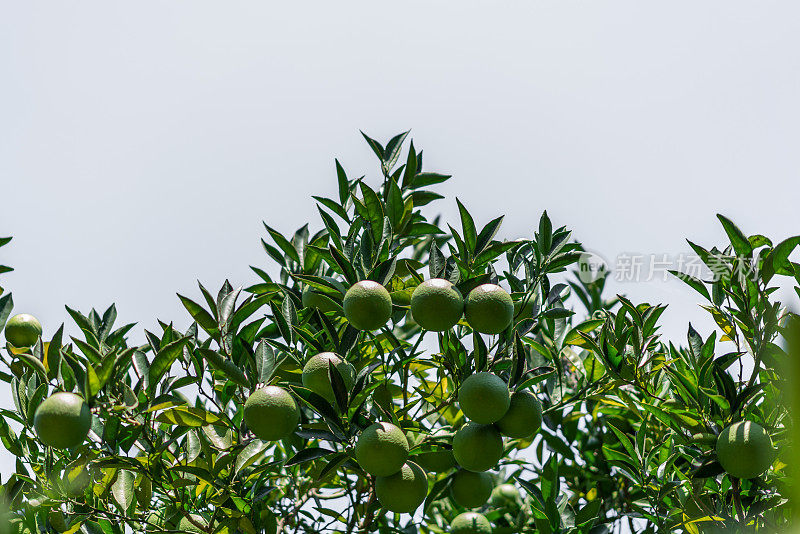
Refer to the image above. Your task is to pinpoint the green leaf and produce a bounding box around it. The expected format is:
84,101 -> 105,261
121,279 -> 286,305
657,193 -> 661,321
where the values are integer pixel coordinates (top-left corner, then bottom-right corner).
429,242 -> 446,279
178,294 -> 219,337
669,270 -> 711,302
383,131 -> 410,171
410,191 -> 443,207
314,195 -> 350,222
0,293 -> 13,329
360,131 -> 385,162
156,406 -> 221,427
386,178 -> 404,228
329,246 -> 358,284
358,182 -> 385,243
456,198 -> 477,256
563,320 -> 604,348
285,447 -> 334,467
45,324 -> 64,380
111,469 -> 134,512
264,224 -> 301,264
196,348 -> 249,388
538,211 -> 553,255
716,214 -> 752,258
474,215 -> 504,256
148,337 -> 190,392
335,159 -> 350,206
402,141 -> 418,189
762,236 -> 800,282
411,172 -> 451,189
254,339 -> 279,385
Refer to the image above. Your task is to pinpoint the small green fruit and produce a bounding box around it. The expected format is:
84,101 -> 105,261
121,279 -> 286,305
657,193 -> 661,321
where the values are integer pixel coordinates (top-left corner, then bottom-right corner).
451,469 -> 493,508
458,372 -> 510,424
343,281 -> 392,331
410,279 -> 464,331
34,392 -> 91,449
716,421 -> 774,479
375,461 -> 428,514
5,314 -> 42,348
452,423 -> 504,472
490,483 -> 520,507
244,386 -> 300,441
301,352 -> 356,405
496,390 -> 542,438
356,422 -> 409,476
464,284 -> 513,334
450,512 -> 492,534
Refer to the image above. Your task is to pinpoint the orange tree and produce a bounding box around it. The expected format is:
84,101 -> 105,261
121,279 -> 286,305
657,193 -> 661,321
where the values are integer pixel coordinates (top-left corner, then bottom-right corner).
0,133 -> 798,533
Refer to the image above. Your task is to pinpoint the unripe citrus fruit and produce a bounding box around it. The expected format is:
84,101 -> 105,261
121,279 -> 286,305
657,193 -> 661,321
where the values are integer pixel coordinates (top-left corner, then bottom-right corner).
496,390 -> 542,438
491,483 -> 520,507
716,421 -> 774,479
372,383 -> 394,408
450,512 -> 492,534
301,286 -> 340,313
415,448 -> 456,473
5,314 -> 42,348
451,469 -> 493,508
452,423 -> 504,472
343,280 -> 392,331
301,352 -> 356,405
243,386 -> 300,441
464,284 -> 513,334
34,392 -> 91,449
48,510 -> 68,532
375,461 -> 428,513
410,279 -> 464,331
177,514 -> 207,533
458,372 -> 510,424
356,422 -> 409,476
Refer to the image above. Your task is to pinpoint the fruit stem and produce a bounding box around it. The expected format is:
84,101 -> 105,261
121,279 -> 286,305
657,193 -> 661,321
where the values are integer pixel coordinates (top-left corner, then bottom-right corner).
732,477 -> 745,523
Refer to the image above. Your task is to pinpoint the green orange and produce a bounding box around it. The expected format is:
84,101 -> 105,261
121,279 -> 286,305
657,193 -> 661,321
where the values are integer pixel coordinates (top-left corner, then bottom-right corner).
452,423 -> 504,472
491,483 -> 520,507
496,390 -> 542,438
33,392 -> 91,449
356,422 -> 409,476
301,352 -> 356,405
450,512 -> 492,534
375,461 -> 428,514
410,279 -> 464,331
5,313 -> 42,348
716,421 -> 774,479
343,280 -> 392,331
243,386 -> 300,441
451,469 -> 493,508
464,284 -> 513,334
458,372 -> 510,424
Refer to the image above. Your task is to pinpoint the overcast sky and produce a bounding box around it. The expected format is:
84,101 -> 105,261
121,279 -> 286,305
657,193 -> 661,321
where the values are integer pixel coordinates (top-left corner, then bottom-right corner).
1,1 -> 798,483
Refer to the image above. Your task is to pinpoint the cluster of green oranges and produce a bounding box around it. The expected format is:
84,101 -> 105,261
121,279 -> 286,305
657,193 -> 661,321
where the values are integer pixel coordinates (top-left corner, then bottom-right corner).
5,271 -> 778,531
336,277 -> 517,335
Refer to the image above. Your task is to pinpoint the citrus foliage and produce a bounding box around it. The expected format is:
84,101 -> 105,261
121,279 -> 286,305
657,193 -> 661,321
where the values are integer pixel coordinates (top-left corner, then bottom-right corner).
0,133 -> 798,533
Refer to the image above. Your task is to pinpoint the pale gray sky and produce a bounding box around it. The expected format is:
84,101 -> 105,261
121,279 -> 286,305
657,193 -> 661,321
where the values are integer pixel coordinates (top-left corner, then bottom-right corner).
1,0 -> 798,485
